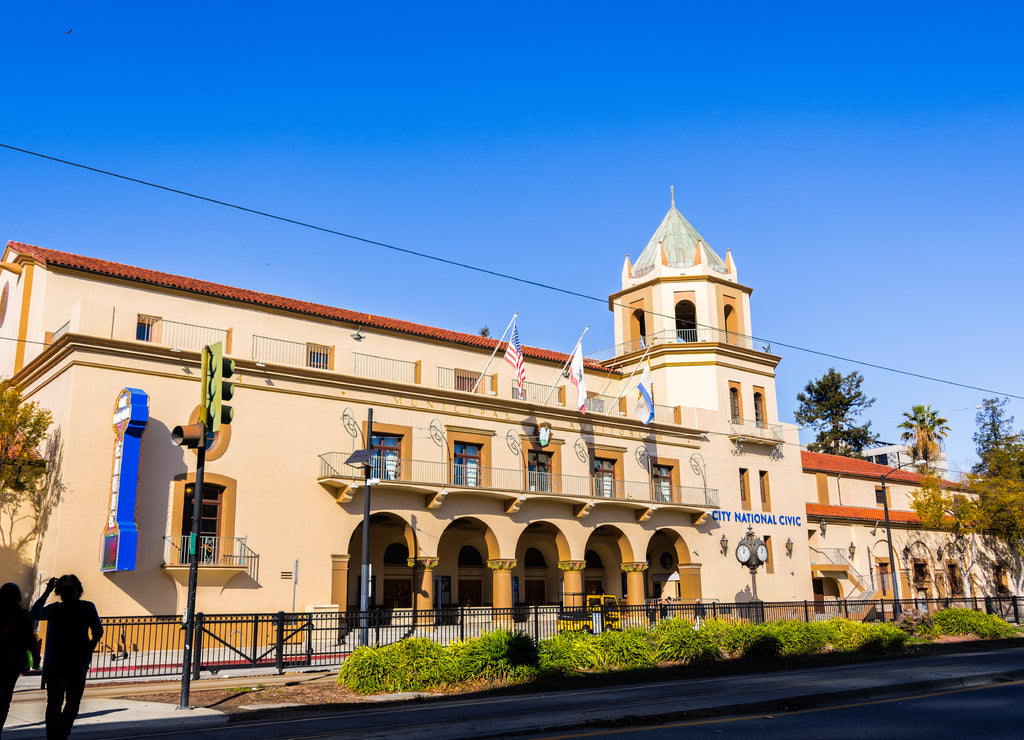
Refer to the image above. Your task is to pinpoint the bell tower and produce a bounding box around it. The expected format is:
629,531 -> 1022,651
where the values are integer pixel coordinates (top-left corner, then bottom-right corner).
607,190 -> 780,428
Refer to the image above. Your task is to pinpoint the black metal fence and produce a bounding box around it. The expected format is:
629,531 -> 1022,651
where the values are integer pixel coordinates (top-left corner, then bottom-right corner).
81,595 -> 1022,682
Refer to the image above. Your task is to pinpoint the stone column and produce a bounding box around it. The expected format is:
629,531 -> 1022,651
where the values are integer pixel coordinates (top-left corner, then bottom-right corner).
489,559 -> 517,626
330,554 -> 350,610
409,557 -> 439,625
558,560 -> 586,607
621,562 -> 648,606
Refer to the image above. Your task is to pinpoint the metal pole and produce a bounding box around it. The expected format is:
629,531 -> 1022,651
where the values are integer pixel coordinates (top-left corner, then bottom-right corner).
880,474 -> 902,618
541,325 -> 589,406
359,408 -> 374,646
471,313 -> 517,394
179,420 -> 207,710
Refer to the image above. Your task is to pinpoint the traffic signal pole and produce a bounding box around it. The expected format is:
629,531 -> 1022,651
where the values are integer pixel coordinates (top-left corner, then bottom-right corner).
178,419 -> 206,709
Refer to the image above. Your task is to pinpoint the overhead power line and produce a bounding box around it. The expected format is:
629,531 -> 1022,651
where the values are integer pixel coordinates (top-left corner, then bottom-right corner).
2,142 -> 1021,402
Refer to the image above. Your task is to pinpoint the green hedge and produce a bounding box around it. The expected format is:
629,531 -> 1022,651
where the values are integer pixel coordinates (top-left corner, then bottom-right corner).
923,608 -> 1015,639
337,617 -> 917,693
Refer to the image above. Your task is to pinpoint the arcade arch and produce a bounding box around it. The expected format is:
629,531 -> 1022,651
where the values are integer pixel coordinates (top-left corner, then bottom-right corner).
346,512 -> 417,610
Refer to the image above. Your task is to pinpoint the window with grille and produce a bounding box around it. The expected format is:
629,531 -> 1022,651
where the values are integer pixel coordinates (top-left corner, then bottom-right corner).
454,369 -> 478,393
729,387 -> 741,423
307,343 -> 330,370
371,434 -> 402,480
136,315 -> 159,342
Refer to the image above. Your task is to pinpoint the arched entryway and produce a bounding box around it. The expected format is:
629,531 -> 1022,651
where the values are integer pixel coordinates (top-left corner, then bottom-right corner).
346,512 -> 417,610
583,525 -> 634,600
645,529 -> 699,602
436,518 -> 499,607
514,521 -> 570,606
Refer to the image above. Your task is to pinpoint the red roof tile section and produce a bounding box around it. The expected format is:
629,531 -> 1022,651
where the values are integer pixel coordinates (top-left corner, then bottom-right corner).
801,450 -> 926,484
806,502 -> 922,525
7,241 -> 612,372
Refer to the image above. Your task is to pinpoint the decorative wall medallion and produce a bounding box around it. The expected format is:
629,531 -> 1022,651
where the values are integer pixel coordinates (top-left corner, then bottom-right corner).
341,408 -> 359,439
634,446 -> 649,469
537,422 -> 552,447
429,419 -> 445,447
574,437 -> 588,463
506,430 -> 521,456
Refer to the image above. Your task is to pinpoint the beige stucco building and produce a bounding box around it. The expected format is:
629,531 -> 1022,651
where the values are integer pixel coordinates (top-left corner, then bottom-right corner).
0,202 -> 1011,618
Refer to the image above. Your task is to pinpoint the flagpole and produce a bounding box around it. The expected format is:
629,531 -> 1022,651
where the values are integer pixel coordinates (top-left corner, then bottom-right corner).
542,325 -> 589,406
471,312 -> 517,394
610,340 -> 655,408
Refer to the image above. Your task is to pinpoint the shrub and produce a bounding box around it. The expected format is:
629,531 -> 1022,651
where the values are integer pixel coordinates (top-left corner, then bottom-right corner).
452,630 -> 539,682
653,617 -> 722,664
825,619 -> 907,653
338,638 -> 454,693
895,608 -> 933,636
926,608 -> 1014,639
537,630 -> 603,675
596,628 -> 656,670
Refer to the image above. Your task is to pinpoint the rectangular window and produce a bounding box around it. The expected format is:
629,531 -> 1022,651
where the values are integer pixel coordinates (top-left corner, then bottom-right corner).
652,464 -> 673,503
453,442 -> 481,486
307,343 -> 330,370
454,369 -> 478,393
948,564 -> 964,597
739,468 -> 750,510
816,473 -> 830,505
878,561 -> 892,595
528,451 -> 552,492
136,315 -> 159,342
759,470 -> 771,511
371,434 -> 403,481
593,458 -> 616,498
875,487 -> 889,508
913,561 -> 928,586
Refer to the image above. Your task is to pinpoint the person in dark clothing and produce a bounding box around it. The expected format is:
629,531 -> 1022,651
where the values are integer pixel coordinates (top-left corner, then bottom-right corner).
1,582 -> 40,737
30,575 -> 103,740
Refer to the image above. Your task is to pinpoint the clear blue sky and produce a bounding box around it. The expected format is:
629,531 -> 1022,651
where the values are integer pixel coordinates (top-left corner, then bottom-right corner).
3,2 -> 1022,473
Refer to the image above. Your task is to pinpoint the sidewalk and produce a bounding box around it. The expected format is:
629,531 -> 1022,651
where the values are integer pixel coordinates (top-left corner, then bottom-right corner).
3,674 -> 229,739
5,647 -> 1024,738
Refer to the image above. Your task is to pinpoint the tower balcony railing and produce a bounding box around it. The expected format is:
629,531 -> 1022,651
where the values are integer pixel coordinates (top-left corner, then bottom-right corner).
162,535 -> 259,581
317,453 -> 719,510
588,327 -> 759,361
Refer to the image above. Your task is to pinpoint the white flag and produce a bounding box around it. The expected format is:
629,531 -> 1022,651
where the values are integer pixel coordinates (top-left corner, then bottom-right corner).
634,362 -> 654,424
570,342 -> 587,413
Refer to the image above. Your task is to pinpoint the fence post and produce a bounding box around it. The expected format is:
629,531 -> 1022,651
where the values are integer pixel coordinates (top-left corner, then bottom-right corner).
842,598 -> 849,619
879,600 -> 885,622
1014,596 -> 1020,624
711,602 -> 718,620
533,604 -> 539,641
191,613 -> 204,681
275,611 -> 285,674
252,613 -> 259,665
803,600 -> 809,622
460,604 -> 465,642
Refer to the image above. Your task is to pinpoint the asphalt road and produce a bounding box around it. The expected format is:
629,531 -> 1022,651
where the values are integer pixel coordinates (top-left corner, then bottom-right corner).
525,679 -> 1024,739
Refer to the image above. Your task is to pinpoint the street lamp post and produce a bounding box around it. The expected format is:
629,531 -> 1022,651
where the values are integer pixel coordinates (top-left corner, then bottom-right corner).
879,459 -> 919,619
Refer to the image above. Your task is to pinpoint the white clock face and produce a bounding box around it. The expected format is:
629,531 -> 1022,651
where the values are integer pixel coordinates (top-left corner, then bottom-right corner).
736,543 -> 751,563
757,544 -> 769,562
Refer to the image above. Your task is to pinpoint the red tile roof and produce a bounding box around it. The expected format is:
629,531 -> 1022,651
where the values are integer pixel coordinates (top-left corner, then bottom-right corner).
7,241 -> 613,373
801,450 -> 926,485
806,502 -> 922,525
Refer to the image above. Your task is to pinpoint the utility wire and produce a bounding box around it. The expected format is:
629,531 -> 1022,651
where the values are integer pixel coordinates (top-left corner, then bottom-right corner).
3,142 -> 1022,402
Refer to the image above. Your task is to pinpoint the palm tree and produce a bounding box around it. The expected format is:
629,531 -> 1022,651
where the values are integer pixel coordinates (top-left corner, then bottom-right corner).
898,404 -> 950,471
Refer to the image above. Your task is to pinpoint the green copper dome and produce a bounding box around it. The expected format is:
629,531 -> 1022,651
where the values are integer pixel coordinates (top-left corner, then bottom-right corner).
631,203 -> 728,277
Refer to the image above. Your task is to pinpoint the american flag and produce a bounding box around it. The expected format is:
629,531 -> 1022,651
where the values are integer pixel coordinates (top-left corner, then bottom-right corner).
504,320 -> 526,400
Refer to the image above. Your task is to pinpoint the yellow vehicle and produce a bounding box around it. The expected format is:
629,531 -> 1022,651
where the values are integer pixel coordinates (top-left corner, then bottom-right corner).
557,595 -> 622,632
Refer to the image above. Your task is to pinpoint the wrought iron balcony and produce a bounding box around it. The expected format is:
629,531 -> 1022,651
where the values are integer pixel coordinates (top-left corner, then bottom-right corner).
252,335 -> 332,370
353,353 -> 419,384
137,318 -> 229,351
728,418 -> 784,444
162,535 -> 259,584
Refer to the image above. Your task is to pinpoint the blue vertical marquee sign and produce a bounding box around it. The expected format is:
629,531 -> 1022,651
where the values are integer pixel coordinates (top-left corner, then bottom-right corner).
101,387 -> 149,572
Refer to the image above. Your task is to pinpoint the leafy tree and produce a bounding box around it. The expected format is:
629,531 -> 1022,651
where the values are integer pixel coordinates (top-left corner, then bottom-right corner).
973,398 -> 1023,479
479,325 -> 491,338
898,404 -> 950,471
0,379 -> 57,563
910,473 -> 980,598
973,474 -> 1024,595
795,368 -> 876,457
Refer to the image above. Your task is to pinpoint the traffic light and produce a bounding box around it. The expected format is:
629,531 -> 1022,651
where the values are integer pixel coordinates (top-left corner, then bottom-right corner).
206,341 -> 235,432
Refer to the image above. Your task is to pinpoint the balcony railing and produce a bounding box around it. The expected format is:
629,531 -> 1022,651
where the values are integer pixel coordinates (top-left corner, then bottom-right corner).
438,367 -> 494,394
318,452 -> 719,509
728,419 -> 784,442
511,381 -> 564,405
252,335 -> 331,369
353,353 -> 418,384
145,319 -> 228,351
584,394 -> 624,416
162,536 -> 259,580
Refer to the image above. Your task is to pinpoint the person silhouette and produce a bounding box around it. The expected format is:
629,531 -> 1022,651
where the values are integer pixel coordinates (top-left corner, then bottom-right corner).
1,582 -> 39,737
30,575 -> 102,740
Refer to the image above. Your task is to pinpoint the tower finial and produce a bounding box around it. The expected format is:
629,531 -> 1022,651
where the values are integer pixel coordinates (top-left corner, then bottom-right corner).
670,185 -> 675,209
